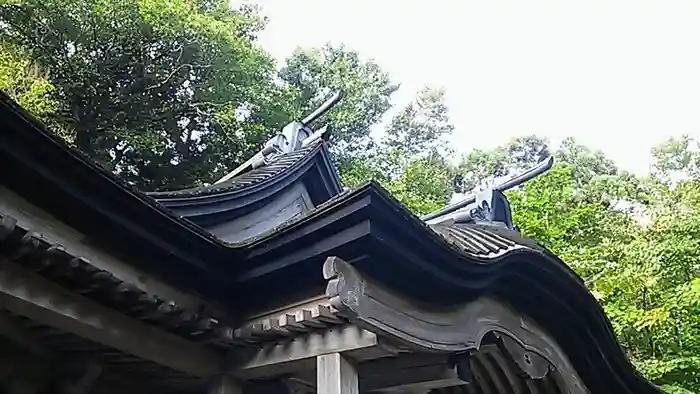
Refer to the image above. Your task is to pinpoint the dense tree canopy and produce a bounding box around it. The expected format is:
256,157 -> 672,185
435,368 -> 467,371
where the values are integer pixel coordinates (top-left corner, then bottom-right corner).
0,1 -> 698,392
340,86 -> 456,214
280,44 -> 398,152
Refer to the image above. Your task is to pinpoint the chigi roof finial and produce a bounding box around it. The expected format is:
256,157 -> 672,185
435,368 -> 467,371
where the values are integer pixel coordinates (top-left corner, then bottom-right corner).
422,156 -> 555,228
214,91 -> 344,185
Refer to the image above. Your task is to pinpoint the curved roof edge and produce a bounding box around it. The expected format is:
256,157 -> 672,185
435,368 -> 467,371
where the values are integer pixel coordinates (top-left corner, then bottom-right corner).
149,141 -> 342,222
0,91 -> 237,300
325,257 -> 589,393
236,181 -> 660,394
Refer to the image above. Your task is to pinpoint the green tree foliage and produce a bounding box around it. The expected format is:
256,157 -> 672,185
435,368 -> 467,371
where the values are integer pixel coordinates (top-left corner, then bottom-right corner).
0,41 -> 75,140
0,42 -> 54,116
0,0 -> 453,208
1,0 -> 289,190
0,0 -> 401,191
386,153 -> 455,214
340,86 -> 456,214
279,44 -> 399,154
384,86 -> 454,155
455,135 -> 550,193
456,136 -> 699,392
652,135 -> 700,180
503,138 -> 700,393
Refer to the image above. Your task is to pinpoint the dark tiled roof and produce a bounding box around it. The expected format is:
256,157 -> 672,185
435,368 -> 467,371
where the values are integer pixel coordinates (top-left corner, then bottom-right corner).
430,222 -> 545,257
149,141 -> 324,200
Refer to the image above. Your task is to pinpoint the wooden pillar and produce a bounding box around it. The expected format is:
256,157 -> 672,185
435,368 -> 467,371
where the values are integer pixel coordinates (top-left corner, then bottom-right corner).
208,375 -> 241,394
317,353 -> 358,394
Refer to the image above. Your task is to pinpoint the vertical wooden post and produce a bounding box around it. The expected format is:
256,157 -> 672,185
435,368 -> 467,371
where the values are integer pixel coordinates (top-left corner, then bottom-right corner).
208,375 -> 241,394
317,353 -> 358,394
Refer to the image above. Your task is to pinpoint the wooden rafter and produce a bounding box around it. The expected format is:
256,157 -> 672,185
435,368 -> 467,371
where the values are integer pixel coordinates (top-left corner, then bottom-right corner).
0,187 -> 225,313
0,258 -> 223,377
230,325 -> 379,379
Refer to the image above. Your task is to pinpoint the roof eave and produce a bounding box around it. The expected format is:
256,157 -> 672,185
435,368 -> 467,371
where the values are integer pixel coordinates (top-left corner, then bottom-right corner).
0,91 -> 238,301
151,143 -> 342,221
235,182 -> 660,394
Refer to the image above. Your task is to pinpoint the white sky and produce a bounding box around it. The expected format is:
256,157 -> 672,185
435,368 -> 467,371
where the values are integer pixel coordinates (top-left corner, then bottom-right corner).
247,0 -> 700,174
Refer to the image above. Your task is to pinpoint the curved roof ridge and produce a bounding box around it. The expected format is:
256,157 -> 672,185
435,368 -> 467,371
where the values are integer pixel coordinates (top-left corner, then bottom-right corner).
150,139 -> 327,200
236,183 -> 661,393
323,220 -> 660,393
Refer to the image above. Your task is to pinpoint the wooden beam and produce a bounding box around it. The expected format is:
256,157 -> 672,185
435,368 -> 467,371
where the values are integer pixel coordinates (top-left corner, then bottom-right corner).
63,364 -> 102,394
230,325 -> 378,379
0,310 -> 51,357
2,355 -> 54,394
208,375 -> 242,394
0,313 -> 187,394
0,186 -> 228,316
317,353 -> 358,394
235,298 -> 344,341
0,258 -> 223,377
288,354 -> 468,394
365,367 -> 465,393
358,353 -> 468,393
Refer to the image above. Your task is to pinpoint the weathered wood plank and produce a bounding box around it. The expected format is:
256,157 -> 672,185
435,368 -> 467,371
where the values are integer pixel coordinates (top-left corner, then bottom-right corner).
0,186 -> 226,316
0,258 -> 222,377
0,310 -> 52,357
235,300 -> 344,341
358,353 -> 468,393
63,364 -> 102,394
366,366 -> 465,393
324,256 -> 588,393
209,183 -> 314,243
287,353 -> 468,394
317,353 -> 358,394
230,325 -> 378,378
208,375 -> 242,394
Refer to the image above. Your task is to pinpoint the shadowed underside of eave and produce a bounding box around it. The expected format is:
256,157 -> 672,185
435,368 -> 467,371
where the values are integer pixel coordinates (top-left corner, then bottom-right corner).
0,310 -> 206,394
355,339 -> 568,394
316,215 -> 662,394
432,344 -> 566,394
0,210 -> 240,347
0,91 -> 241,297
148,141 -> 344,245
